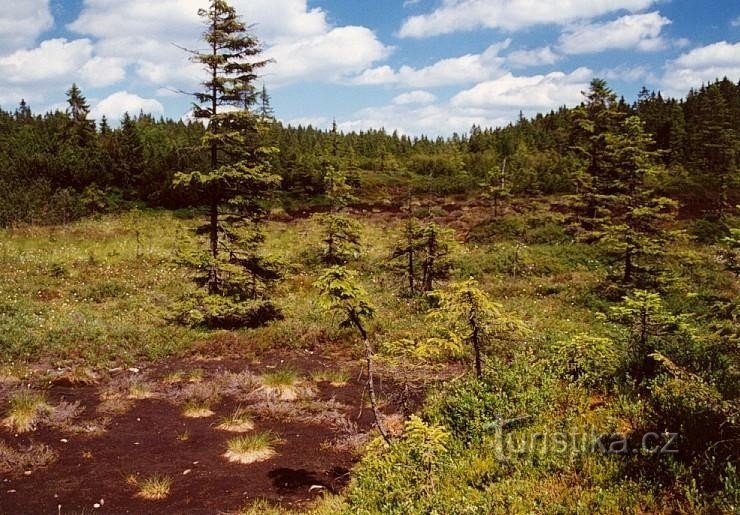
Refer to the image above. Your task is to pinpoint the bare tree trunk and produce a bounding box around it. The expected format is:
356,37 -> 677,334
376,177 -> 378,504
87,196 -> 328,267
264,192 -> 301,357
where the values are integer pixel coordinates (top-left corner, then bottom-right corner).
624,246 -> 633,283
408,238 -> 415,295
207,9 -> 220,296
208,199 -> 219,294
472,324 -> 483,379
353,315 -> 390,443
363,336 -> 390,443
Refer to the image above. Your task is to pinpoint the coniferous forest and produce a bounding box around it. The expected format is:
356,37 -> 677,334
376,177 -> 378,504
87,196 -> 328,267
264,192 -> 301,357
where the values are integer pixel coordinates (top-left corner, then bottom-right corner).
0,1 -> 738,513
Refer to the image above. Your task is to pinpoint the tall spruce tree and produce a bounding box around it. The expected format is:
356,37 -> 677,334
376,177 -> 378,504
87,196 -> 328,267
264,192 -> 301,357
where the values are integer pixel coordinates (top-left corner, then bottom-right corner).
258,83 -> 274,120
599,116 -> 679,287
570,79 -> 624,234
173,0 -> 282,328
691,84 -> 737,225
317,121 -> 362,264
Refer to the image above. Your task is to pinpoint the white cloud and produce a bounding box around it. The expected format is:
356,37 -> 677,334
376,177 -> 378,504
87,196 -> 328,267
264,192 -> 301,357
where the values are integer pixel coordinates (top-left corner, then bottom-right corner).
337,103 -> 510,136
601,64 -> 657,83
0,0 -> 54,53
399,0 -> 657,38
68,0 -> 388,89
351,40 -> 509,87
661,41 -> 740,97
451,67 -> 593,110
506,46 -> 559,68
79,56 -> 127,88
334,67 -> 597,136
264,26 -> 391,84
392,90 -> 437,105
0,39 -> 92,84
0,38 -> 127,107
91,91 -> 164,121
558,12 -> 671,54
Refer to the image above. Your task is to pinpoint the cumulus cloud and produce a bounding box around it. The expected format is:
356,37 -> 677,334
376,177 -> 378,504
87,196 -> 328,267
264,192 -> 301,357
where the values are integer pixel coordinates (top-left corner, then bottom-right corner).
79,57 -> 127,88
661,41 -> 740,97
337,103 -> 510,136
68,0 -> 388,89
506,46 -> 559,68
451,67 -> 592,110
351,40 -> 509,87
399,0 -> 657,38
600,64 -> 657,84
0,38 -> 127,92
558,12 -> 671,54
0,39 -> 92,84
0,0 -> 54,53
264,26 -> 391,84
392,90 -> 437,105
90,91 -> 164,121
330,67 -> 596,136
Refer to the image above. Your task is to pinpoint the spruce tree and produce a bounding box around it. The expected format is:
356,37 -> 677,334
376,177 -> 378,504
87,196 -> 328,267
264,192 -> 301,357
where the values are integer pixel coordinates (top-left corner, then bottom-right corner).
570,78 -> 624,235
692,84 -> 737,225
418,222 -> 453,292
427,279 -> 527,379
65,83 -> 96,146
391,203 -> 422,296
480,159 -> 510,218
599,116 -> 679,287
609,290 -> 682,383
173,0 -> 282,328
317,121 -> 362,264
258,83 -> 274,120
315,266 -> 389,442
117,113 -> 144,197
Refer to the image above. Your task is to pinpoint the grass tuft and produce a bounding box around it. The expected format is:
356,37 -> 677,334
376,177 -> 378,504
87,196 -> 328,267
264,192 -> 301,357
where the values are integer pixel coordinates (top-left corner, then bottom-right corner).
182,400 -> 214,418
260,368 -> 303,401
224,432 -> 279,464
3,390 -> 49,433
136,474 -> 172,500
0,441 -> 57,475
55,366 -> 98,386
127,382 -> 154,400
217,406 -> 254,432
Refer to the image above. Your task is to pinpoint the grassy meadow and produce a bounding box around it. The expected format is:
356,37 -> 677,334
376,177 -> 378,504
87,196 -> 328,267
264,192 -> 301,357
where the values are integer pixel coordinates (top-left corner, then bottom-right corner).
0,199 -> 737,513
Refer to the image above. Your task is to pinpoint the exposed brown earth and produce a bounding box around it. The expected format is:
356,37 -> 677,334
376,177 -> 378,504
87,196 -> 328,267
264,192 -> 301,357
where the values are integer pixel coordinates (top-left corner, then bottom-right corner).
0,350 -> 415,514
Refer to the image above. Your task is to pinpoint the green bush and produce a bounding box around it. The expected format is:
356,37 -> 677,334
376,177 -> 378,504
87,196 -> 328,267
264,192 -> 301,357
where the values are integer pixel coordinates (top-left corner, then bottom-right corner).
171,293 -> 282,329
551,334 -> 620,389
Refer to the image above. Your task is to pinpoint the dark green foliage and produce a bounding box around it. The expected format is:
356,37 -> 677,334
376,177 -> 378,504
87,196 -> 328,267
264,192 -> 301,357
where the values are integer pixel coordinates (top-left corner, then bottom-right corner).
427,279 -> 528,378
171,0 -> 282,328
171,294 -> 281,329
318,213 -> 362,265
417,222 -> 454,292
718,227 -> 740,276
390,217 -> 454,294
552,334 -> 620,389
608,290 -> 685,384
1,79 -> 738,227
597,116 -> 680,287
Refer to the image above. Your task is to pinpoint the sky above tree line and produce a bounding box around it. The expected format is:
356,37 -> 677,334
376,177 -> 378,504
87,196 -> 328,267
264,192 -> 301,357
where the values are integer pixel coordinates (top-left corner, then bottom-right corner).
1,0 -> 738,135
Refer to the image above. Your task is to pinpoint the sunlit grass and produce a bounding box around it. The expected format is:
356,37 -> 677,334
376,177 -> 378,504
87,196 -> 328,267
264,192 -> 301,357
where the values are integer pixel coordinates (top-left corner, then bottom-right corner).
217,406 -> 254,432
136,474 -> 172,500
3,390 -> 49,433
224,432 -> 279,464
127,382 -> 154,400
260,368 -> 302,401
182,400 -> 214,418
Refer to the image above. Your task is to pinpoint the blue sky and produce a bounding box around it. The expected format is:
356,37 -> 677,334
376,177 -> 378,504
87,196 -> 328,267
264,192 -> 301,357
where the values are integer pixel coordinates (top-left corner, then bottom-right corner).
1,0 -> 738,135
